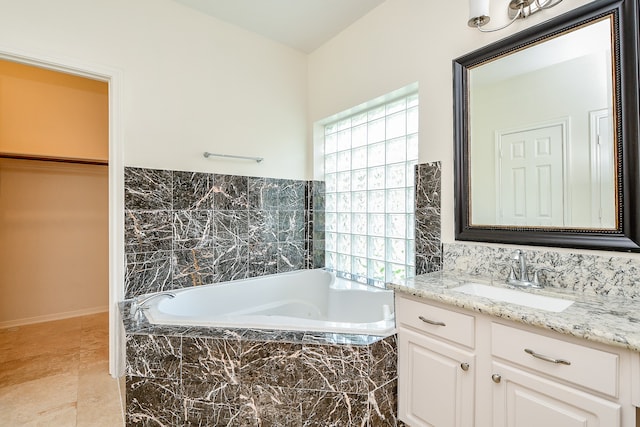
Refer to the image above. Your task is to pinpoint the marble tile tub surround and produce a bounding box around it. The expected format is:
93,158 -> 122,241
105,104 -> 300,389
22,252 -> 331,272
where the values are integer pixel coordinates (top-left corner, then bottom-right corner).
415,161 -> 442,275
444,242 -> 640,298
121,303 -> 399,426
124,167 -> 325,298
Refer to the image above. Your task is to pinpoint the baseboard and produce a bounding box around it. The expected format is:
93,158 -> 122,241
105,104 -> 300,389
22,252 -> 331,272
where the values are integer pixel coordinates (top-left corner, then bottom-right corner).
0,305 -> 109,329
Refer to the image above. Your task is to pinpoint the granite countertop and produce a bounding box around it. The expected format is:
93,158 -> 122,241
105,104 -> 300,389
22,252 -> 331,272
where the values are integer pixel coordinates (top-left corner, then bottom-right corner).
389,271 -> 640,352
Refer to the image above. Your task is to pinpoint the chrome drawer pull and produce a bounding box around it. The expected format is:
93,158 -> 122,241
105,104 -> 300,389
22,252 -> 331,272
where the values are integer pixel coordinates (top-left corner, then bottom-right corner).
524,348 -> 571,365
418,316 -> 446,326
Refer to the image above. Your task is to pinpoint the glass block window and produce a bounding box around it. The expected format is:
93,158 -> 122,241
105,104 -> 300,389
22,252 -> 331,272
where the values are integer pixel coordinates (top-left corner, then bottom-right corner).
324,93 -> 418,286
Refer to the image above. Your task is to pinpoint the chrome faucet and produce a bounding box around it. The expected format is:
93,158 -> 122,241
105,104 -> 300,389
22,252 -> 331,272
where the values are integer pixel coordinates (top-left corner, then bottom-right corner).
506,250 -> 542,288
131,291 -> 176,319
515,249 -> 528,282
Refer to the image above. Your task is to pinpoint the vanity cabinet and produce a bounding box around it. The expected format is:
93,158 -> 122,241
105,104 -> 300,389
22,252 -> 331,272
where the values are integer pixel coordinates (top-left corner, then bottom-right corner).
396,296 -> 476,426
491,323 -> 622,427
396,294 -> 637,427
491,361 -> 620,427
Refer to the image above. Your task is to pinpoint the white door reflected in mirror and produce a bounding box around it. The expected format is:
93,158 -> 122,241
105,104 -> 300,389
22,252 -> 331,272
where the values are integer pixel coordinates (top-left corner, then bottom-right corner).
496,122 -> 565,226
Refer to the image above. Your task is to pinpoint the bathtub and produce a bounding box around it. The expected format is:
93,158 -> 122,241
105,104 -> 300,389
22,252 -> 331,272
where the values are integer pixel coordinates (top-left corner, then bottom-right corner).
141,269 -> 396,335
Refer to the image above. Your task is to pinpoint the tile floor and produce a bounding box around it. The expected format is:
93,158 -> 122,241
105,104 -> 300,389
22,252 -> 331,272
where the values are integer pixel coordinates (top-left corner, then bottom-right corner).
0,312 -> 124,426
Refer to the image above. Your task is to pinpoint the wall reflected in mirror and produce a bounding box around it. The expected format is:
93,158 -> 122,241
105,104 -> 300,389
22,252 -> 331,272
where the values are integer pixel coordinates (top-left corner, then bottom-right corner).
468,17 -> 616,229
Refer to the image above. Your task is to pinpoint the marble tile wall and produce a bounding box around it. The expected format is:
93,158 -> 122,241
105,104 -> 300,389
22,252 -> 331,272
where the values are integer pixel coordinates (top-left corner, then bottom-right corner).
415,162 -> 442,275
443,242 -> 640,298
124,167 -> 325,298
122,302 -> 399,426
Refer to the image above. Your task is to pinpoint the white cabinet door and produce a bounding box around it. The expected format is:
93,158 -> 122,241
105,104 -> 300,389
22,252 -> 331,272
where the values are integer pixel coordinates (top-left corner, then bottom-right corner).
491,361 -> 621,427
398,328 -> 475,427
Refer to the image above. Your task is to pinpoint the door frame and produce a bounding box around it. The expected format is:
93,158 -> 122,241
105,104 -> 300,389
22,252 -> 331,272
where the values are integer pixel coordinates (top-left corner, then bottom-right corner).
589,108 -> 616,228
495,117 -> 571,227
0,47 -> 125,377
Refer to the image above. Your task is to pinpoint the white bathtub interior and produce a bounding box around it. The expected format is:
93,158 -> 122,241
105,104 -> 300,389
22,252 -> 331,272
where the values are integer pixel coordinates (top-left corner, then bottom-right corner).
141,269 -> 396,335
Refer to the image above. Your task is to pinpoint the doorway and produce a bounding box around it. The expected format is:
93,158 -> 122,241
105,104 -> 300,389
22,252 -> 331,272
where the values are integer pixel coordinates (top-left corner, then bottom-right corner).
0,60 -> 109,326
0,49 -> 124,377
589,108 -> 616,229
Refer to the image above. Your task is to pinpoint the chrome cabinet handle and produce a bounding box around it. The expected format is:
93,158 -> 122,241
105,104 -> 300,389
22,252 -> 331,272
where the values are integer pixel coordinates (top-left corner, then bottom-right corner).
418,316 -> 446,326
524,348 -> 571,365
460,362 -> 470,371
491,373 -> 502,383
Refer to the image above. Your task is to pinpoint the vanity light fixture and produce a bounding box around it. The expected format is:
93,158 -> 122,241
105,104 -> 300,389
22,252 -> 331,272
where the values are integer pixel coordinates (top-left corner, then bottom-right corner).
468,0 -> 564,32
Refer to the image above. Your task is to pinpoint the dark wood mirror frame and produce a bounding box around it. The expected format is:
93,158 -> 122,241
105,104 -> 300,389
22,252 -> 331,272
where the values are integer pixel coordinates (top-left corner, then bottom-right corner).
453,0 -> 640,252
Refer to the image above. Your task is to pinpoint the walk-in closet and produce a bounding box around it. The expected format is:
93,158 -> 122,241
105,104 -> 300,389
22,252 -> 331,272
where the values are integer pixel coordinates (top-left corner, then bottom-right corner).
0,59 -> 109,327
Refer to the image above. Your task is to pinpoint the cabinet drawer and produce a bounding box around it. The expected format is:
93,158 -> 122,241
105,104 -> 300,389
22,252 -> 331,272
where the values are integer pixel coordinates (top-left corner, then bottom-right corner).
396,296 -> 475,348
492,322 -> 619,397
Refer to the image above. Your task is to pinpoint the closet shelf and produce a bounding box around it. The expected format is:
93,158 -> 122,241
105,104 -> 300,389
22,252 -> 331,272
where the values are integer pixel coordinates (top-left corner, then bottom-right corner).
0,153 -> 108,166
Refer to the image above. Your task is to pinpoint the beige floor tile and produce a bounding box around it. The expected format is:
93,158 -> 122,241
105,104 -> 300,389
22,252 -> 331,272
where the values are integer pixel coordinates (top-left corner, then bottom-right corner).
79,313 -> 110,367
0,373 -> 78,426
0,312 -> 124,426
0,350 -> 80,387
79,337 -> 109,366
77,362 -> 124,427
0,318 -> 82,364
32,407 -> 77,427
80,312 -> 109,331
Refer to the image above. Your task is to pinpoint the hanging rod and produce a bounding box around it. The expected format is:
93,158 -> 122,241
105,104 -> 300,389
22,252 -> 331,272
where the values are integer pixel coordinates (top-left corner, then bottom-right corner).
0,153 -> 108,166
203,152 -> 263,163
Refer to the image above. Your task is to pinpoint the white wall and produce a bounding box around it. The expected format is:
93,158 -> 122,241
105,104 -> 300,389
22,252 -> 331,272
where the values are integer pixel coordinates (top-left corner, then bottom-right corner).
308,0 -> 633,257
0,0 -> 309,179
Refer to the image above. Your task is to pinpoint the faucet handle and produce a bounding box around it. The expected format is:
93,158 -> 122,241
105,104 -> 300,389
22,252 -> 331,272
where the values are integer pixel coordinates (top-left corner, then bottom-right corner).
532,267 -> 554,287
512,249 -> 525,260
130,301 -> 144,321
500,262 -> 516,277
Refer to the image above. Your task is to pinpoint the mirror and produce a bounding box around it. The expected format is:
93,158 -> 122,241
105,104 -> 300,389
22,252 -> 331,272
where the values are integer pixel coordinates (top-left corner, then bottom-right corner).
470,19 -> 615,228
454,0 -> 640,251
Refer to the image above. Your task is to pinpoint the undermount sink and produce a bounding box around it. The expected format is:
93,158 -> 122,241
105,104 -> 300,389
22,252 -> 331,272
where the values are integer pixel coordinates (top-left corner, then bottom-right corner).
451,283 -> 574,313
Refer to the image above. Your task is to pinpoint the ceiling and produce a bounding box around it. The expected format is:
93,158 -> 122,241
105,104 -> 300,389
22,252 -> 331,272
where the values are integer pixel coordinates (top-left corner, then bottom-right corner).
173,0 -> 386,53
